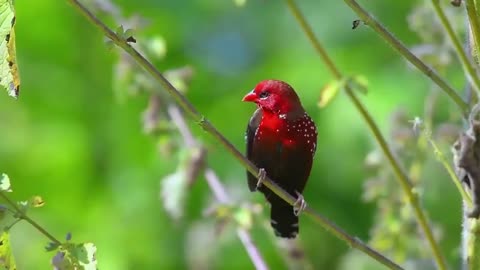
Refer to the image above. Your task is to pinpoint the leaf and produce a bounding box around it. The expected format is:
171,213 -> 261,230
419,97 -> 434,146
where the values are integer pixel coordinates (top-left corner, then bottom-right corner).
164,66 -> 194,94
160,170 -> 187,220
52,243 -> 97,270
160,147 -> 204,220
0,174 -> 11,192
233,206 -> 252,229
115,25 -> 124,37
114,25 -> 135,43
147,36 -> 167,60
234,0 -> 247,6
318,75 -> 368,108
0,231 -> 17,269
70,243 -> 97,269
349,75 -> 369,94
45,241 -> 60,252
318,79 -> 342,108
0,0 -> 19,98
30,195 -> 45,208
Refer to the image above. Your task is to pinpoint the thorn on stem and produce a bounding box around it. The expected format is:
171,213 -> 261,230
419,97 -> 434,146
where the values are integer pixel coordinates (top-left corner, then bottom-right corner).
126,36 -> 136,43
352,20 -> 362,29
451,0 -> 462,7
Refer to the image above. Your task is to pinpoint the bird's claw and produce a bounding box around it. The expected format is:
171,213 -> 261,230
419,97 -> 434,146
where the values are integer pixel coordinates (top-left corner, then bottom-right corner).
256,168 -> 267,190
293,191 -> 307,216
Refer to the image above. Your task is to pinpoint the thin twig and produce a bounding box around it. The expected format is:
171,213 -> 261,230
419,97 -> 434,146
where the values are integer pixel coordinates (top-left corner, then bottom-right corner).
0,193 -> 61,245
67,1 -> 403,269
431,0 -> 480,94
285,0 -> 447,269
167,105 -> 268,270
344,0 -> 468,117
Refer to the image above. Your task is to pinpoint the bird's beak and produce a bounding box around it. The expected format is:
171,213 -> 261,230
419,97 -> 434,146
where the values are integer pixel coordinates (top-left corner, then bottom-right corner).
242,90 -> 257,102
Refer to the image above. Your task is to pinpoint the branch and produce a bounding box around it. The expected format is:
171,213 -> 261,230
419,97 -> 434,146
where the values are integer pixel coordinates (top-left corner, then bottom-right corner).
67,0 -> 403,269
344,0 -> 469,117
285,0 -> 447,269
0,192 -> 61,245
167,105 -> 268,270
430,0 -> 480,94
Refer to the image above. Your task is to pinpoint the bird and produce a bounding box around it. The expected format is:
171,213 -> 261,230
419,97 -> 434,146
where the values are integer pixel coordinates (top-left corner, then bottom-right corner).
243,79 -> 318,238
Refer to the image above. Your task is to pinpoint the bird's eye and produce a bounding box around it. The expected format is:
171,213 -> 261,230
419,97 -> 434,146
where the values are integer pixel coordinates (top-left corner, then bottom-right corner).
259,91 -> 270,99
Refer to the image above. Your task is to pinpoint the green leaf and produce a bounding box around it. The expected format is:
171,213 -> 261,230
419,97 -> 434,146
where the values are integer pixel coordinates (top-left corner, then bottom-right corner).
147,36 -> 167,59
0,174 -> 11,192
45,241 -> 60,252
70,243 -> 97,269
52,243 -> 97,270
233,206 -> 252,229
115,25 -> 124,37
0,0 -> 19,98
234,0 -> 247,6
114,25 -> 136,43
0,231 -> 17,269
349,75 -> 369,94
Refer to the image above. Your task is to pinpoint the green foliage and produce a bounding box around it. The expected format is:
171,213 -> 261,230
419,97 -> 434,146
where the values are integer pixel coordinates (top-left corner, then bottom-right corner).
1,0 -> 479,269
51,241 -> 97,270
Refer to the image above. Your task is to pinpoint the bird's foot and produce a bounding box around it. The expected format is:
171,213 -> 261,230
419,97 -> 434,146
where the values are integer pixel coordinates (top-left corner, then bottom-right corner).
293,191 -> 307,216
256,168 -> 267,190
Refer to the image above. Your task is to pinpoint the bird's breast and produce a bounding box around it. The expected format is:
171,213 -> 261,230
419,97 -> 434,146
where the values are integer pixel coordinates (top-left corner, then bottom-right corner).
255,112 -> 318,157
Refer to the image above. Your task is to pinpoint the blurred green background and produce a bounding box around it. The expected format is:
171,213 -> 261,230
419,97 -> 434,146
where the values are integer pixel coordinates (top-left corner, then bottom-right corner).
0,0 -> 470,269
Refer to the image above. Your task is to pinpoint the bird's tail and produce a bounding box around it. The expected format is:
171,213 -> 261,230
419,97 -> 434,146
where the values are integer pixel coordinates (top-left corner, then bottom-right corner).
270,197 -> 299,238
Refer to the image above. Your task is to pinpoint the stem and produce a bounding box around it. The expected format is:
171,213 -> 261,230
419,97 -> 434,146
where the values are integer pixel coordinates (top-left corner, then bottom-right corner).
467,0 -> 480,65
466,217 -> 480,270
68,1 -> 403,269
431,0 -> 480,94
0,193 -> 61,245
427,136 -> 472,206
344,0 -> 469,116
285,0 -> 447,269
168,105 -> 268,270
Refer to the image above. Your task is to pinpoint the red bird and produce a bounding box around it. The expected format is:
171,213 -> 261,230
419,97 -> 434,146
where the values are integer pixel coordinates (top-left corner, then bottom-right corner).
243,80 -> 318,238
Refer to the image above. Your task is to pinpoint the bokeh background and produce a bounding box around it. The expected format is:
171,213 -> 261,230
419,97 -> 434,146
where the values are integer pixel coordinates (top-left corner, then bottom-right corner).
0,0 -> 470,269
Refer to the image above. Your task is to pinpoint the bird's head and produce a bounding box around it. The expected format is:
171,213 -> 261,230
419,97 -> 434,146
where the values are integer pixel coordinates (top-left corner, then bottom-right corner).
242,80 -> 303,115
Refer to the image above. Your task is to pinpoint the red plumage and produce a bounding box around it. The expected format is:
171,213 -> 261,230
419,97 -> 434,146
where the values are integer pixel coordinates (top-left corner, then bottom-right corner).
243,80 -> 317,238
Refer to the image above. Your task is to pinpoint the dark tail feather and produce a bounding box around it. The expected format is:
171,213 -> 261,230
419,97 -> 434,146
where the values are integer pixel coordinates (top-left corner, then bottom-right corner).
270,198 -> 299,238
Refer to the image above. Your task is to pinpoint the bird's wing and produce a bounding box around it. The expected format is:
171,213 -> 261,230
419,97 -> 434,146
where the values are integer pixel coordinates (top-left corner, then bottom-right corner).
246,108 -> 262,191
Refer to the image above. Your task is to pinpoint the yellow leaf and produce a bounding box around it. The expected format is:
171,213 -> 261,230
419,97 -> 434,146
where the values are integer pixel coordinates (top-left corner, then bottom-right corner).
0,231 -> 17,269
30,195 -> 45,208
0,0 -> 19,98
318,80 -> 341,108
